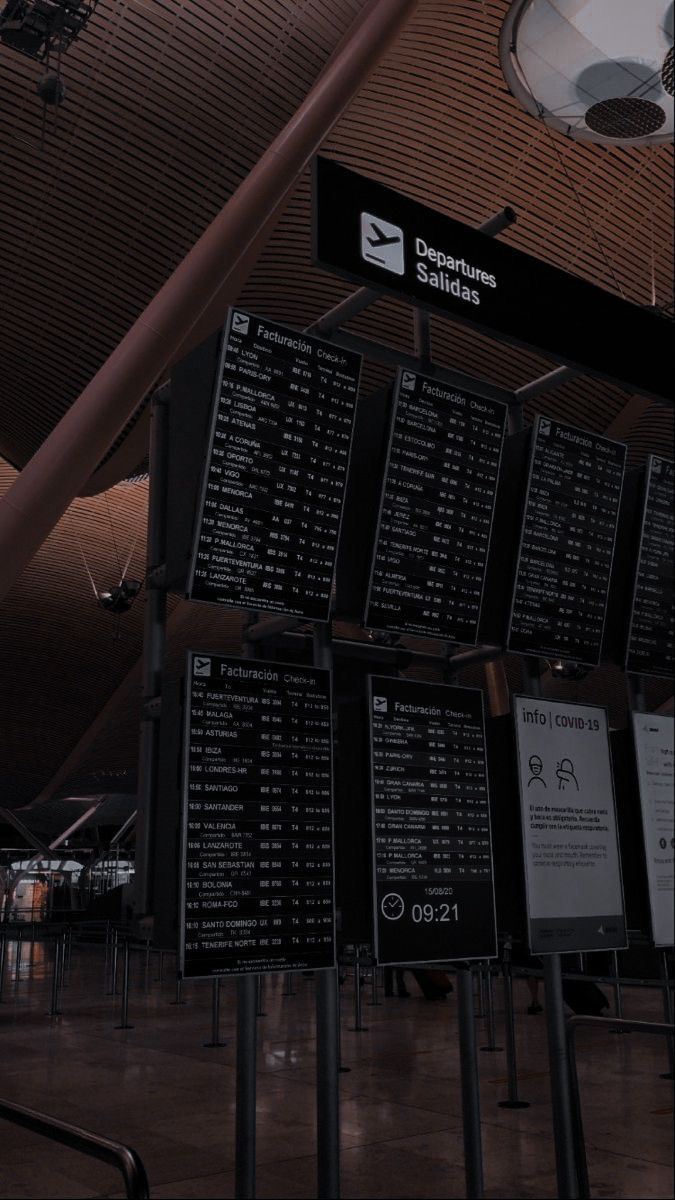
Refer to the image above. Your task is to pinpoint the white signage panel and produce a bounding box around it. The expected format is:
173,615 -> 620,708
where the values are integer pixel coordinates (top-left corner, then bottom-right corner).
632,713 -> 674,948
513,696 -> 626,954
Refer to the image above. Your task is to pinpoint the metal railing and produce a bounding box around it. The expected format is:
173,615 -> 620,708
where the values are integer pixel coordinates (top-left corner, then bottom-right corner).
566,1015 -> 675,1199
0,1098 -> 149,1199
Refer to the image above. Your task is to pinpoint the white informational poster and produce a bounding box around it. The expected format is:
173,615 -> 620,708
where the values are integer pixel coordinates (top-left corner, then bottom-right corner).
632,714 -> 674,948
513,696 -> 626,954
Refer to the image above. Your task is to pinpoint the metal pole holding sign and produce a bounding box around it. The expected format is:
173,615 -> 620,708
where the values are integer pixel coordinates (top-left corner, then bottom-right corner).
457,965 -> 484,1199
134,385 -> 170,920
256,975 -> 266,1018
109,928 -> 119,996
235,973 -> 258,1200
313,621 -> 341,1200
499,941 -> 529,1109
316,968 -> 341,1200
544,954 -> 579,1198
520,664 -> 579,1197
659,951 -> 674,1079
232,633 -> 261,1198
49,934 -> 61,1018
474,968 -> 485,1019
480,962 -> 501,1052
205,978 -> 227,1048
115,939 -> 133,1030
611,951 -> 625,1029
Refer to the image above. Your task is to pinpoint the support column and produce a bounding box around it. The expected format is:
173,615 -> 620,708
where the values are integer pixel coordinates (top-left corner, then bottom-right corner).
457,966 -> 484,1199
314,622 -> 341,1200
134,387 -> 169,918
235,974 -> 258,1199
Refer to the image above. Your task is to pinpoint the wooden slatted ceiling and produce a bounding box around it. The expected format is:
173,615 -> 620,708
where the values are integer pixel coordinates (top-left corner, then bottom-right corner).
0,0 -> 364,467
0,0 -> 369,807
0,0 -> 671,472
0,0 -> 672,809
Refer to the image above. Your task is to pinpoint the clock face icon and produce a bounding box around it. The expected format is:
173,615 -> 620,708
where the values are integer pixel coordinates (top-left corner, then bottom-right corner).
381,893 -> 405,921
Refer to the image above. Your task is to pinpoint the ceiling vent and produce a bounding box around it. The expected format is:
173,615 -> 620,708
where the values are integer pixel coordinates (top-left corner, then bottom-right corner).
585,96 -> 667,138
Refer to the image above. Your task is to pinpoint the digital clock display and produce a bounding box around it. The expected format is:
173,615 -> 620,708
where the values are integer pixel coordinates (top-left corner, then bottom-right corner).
369,675 -> 497,965
411,901 -> 458,923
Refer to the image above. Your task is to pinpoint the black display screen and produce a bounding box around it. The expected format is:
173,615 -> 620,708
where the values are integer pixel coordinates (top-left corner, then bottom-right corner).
187,308 -> 361,621
180,652 -> 335,978
368,676 -> 497,965
365,369 -> 506,643
508,416 -> 625,665
626,456 -> 674,678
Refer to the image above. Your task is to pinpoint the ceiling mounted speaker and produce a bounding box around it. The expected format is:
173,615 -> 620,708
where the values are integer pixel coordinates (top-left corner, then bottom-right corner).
585,96 -> 667,138
500,0 -> 674,145
36,71 -> 65,105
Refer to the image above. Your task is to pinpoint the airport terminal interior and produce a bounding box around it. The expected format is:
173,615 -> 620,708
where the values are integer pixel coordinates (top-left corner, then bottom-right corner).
0,1 -> 673,1197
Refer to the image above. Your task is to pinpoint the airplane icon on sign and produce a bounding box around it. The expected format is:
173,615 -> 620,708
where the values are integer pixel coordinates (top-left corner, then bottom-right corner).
360,212 -> 405,275
231,311 -> 250,335
367,222 -> 401,248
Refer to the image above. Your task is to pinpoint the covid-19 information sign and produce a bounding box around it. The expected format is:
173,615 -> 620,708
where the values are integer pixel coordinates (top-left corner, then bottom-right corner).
632,713 -> 674,948
513,695 -> 626,954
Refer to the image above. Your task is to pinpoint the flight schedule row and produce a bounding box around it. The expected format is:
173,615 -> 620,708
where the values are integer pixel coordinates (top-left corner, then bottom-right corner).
187,309 -> 360,622
180,654 -> 336,978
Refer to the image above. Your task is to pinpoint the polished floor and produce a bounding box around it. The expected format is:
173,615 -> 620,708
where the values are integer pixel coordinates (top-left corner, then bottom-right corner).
0,936 -> 672,1199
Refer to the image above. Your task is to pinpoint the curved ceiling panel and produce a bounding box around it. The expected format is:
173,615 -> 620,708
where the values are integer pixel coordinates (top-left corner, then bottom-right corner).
0,0 -> 672,810
0,0 -> 366,470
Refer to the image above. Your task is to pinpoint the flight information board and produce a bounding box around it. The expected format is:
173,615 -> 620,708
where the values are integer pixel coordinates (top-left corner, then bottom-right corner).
180,652 -> 335,978
365,369 -> 506,643
626,456 -> 674,678
368,676 -> 497,965
186,308 -> 361,621
508,416 -> 625,664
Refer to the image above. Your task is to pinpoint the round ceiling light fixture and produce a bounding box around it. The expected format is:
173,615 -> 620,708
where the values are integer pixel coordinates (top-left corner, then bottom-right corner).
500,0 -> 674,145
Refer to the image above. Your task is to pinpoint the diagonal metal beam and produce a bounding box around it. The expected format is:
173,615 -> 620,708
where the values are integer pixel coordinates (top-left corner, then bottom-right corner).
0,808 -> 51,856
0,0 -> 419,604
